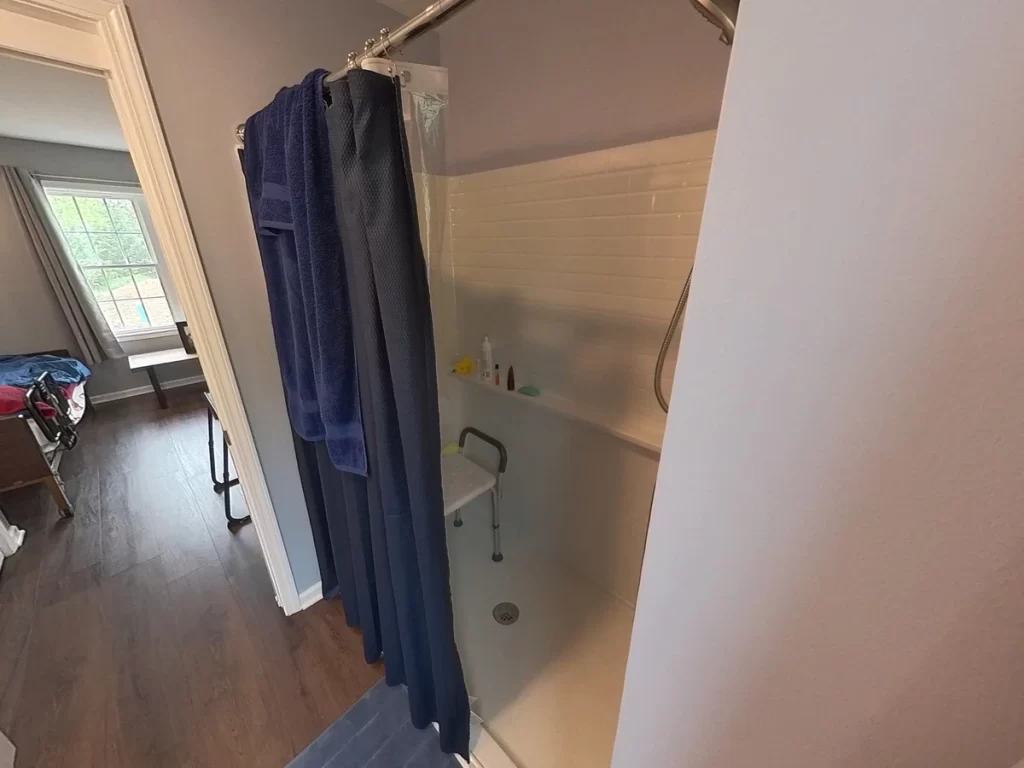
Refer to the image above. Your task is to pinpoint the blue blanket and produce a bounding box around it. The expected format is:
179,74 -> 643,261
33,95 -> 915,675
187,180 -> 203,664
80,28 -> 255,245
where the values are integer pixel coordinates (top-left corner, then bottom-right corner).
243,70 -> 367,475
0,354 -> 90,388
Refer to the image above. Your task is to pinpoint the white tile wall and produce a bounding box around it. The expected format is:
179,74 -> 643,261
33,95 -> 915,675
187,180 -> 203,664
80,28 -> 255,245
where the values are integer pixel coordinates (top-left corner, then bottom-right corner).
440,132 -> 716,605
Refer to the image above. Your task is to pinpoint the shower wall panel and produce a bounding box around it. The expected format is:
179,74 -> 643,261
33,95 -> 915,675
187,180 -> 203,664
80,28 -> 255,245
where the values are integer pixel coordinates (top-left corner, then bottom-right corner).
445,132 -> 716,604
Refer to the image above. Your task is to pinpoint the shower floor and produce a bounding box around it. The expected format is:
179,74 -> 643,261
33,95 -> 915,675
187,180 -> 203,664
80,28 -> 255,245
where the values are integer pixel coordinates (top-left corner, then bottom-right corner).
446,507 -> 635,768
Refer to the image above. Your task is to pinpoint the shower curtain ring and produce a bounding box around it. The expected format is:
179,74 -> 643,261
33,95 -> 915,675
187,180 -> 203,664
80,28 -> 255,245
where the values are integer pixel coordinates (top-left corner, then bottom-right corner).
379,27 -> 392,55
377,27 -> 398,75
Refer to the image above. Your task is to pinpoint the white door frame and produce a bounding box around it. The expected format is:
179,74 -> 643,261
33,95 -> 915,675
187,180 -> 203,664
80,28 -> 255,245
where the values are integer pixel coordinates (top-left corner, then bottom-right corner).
0,0 -> 302,614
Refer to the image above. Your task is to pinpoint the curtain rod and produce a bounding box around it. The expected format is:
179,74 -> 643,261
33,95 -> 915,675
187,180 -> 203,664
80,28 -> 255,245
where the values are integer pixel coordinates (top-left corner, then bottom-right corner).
235,0 -> 476,145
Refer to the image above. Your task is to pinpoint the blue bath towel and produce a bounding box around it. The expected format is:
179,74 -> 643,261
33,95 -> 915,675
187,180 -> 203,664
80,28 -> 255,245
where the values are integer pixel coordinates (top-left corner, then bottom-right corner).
243,70 -> 367,475
0,354 -> 90,388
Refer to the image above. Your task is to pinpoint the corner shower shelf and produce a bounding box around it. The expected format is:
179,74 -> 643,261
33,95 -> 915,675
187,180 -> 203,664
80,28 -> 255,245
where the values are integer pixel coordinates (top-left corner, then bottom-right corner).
451,374 -> 664,454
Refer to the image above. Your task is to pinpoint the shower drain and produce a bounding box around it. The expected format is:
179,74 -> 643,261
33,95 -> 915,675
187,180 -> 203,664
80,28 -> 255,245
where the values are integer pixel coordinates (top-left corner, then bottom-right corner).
492,602 -> 520,626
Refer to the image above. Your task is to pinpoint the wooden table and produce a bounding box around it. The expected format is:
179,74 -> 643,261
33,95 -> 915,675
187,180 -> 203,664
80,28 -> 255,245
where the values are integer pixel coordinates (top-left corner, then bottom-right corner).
127,347 -> 198,409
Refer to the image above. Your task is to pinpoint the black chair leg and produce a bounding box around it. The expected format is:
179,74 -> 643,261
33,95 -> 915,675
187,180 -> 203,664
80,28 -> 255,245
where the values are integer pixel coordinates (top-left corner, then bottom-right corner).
207,406 -> 218,490
221,430 -> 248,530
206,395 -> 248,531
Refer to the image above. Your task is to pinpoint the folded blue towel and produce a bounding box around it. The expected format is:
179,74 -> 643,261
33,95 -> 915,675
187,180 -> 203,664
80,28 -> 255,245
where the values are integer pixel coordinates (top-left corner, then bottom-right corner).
0,354 -> 90,388
243,71 -> 367,475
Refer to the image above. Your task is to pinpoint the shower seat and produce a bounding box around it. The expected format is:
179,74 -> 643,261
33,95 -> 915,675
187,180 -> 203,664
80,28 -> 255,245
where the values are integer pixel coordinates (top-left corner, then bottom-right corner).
442,427 -> 507,562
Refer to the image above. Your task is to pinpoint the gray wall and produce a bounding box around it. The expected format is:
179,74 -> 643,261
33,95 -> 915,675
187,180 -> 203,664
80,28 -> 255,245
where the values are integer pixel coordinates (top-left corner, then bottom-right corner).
439,0 -> 731,175
125,0 -> 440,593
614,1 -> 1024,766
0,136 -> 201,395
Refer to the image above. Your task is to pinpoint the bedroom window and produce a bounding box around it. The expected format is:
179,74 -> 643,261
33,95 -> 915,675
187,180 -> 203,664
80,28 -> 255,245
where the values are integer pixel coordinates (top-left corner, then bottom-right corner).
40,180 -> 181,340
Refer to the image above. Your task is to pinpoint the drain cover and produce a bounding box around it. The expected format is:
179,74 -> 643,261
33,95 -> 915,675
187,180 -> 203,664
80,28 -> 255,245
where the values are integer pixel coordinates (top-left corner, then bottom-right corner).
492,602 -> 519,625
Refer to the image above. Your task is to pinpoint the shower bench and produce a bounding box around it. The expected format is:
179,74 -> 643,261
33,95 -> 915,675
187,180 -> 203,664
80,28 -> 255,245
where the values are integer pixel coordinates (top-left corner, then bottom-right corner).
442,427 -> 507,562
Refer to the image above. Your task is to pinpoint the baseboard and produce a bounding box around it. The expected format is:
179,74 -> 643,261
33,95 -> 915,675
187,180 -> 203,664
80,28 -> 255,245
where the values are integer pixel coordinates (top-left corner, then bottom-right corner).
298,581 -> 323,610
90,374 -> 207,404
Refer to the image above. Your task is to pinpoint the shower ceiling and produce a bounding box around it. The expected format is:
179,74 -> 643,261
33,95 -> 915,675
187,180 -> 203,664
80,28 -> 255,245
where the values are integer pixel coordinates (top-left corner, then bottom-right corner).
377,0 -> 429,16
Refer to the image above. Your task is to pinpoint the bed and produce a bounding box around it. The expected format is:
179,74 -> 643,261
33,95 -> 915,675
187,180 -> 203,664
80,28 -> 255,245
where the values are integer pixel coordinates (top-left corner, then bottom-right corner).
0,349 -> 89,518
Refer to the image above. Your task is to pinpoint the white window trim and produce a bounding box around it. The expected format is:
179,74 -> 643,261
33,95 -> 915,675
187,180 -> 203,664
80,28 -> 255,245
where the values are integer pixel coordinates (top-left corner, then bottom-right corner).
39,176 -> 185,344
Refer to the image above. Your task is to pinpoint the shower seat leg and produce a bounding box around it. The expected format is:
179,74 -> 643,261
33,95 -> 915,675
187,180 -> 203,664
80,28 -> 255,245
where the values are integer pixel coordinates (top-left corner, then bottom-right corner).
490,488 -> 503,562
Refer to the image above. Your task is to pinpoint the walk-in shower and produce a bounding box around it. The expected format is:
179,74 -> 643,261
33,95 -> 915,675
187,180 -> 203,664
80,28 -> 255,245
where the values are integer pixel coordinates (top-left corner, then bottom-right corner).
415,3 -> 733,766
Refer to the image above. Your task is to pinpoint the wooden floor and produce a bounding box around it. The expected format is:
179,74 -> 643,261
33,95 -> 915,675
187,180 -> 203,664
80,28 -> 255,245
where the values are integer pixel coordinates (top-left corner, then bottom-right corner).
0,390 -> 382,767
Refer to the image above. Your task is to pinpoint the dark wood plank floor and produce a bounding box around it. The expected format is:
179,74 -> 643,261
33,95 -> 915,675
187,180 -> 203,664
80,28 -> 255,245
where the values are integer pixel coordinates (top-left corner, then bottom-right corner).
0,390 -> 382,767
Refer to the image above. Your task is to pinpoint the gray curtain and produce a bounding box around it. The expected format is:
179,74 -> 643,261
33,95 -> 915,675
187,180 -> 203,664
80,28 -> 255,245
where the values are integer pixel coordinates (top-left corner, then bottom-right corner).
0,166 -> 123,364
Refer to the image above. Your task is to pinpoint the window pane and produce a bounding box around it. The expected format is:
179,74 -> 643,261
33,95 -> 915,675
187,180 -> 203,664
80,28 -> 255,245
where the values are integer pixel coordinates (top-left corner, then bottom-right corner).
132,267 -> 163,298
119,233 -> 152,265
47,195 -> 84,232
75,197 -> 114,232
106,198 -> 141,232
82,268 -> 112,301
63,232 -> 99,266
143,297 -> 173,327
116,299 -> 149,330
105,267 -> 137,300
91,234 -> 125,265
98,300 -> 123,331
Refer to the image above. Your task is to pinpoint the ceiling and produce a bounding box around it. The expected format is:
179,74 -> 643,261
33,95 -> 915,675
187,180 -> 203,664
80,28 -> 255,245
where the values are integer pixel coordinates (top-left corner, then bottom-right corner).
377,0 -> 426,17
0,53 -> 128,152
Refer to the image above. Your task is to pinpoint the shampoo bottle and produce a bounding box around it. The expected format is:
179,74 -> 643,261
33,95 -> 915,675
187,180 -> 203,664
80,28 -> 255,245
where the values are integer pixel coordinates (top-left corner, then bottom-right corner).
481,336 -> 493,382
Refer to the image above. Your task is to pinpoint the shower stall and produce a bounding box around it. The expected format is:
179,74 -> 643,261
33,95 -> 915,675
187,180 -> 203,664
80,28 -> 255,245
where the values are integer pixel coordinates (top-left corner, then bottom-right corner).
431,134 -> 718,767
398,64 -> 719,768
398,56 -> 648,766
388,3 -> 735,765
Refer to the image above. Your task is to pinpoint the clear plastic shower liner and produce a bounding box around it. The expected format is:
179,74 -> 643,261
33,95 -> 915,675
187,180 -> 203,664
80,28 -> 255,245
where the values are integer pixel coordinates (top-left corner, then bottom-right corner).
379,59 -> 461,441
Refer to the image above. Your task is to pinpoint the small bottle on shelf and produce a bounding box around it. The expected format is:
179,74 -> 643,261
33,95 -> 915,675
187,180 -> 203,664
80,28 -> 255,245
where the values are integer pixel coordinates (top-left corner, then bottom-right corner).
494,364 -> 501,387
481,336 -> 493,382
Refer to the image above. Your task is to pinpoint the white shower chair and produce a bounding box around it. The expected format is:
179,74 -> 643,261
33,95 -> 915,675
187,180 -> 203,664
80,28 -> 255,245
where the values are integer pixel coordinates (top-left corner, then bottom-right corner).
441,427 -> 507,562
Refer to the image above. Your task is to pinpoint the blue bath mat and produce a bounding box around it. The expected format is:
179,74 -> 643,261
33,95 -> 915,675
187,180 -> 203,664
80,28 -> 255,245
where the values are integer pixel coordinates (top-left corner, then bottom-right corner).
287,680 -> 462,768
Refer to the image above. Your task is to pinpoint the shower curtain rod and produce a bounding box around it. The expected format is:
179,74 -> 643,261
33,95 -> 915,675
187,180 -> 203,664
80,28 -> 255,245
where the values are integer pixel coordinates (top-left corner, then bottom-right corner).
235,0 -> 476,145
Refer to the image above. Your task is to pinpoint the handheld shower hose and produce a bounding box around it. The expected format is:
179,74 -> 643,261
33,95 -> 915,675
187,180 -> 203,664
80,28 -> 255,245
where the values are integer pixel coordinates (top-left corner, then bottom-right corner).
653,265 -> 693,413
653,0 -> 738,413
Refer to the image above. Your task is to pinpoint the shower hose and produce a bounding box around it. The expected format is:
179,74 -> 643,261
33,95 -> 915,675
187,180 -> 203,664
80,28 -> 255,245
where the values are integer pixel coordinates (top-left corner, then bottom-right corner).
654,265 -> 694,413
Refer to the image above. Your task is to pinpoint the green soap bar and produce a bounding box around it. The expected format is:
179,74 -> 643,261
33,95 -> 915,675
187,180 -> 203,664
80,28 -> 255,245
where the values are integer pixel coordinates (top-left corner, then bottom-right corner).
518,386 -> 541,396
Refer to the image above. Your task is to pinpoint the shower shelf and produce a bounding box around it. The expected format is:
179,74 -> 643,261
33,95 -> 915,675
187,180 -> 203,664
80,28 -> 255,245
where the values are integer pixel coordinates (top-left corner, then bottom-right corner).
451,374 -> 664,454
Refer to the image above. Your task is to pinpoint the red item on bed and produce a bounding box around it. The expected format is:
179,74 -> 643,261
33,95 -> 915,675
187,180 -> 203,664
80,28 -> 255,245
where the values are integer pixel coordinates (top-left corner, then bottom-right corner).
0,385 -> 31,415
0,384 -> 77,417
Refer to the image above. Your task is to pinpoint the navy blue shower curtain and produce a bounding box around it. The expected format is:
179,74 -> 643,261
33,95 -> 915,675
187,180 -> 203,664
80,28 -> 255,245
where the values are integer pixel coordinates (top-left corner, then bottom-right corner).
242,69 -> 469,758
323,71 -> 469,757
